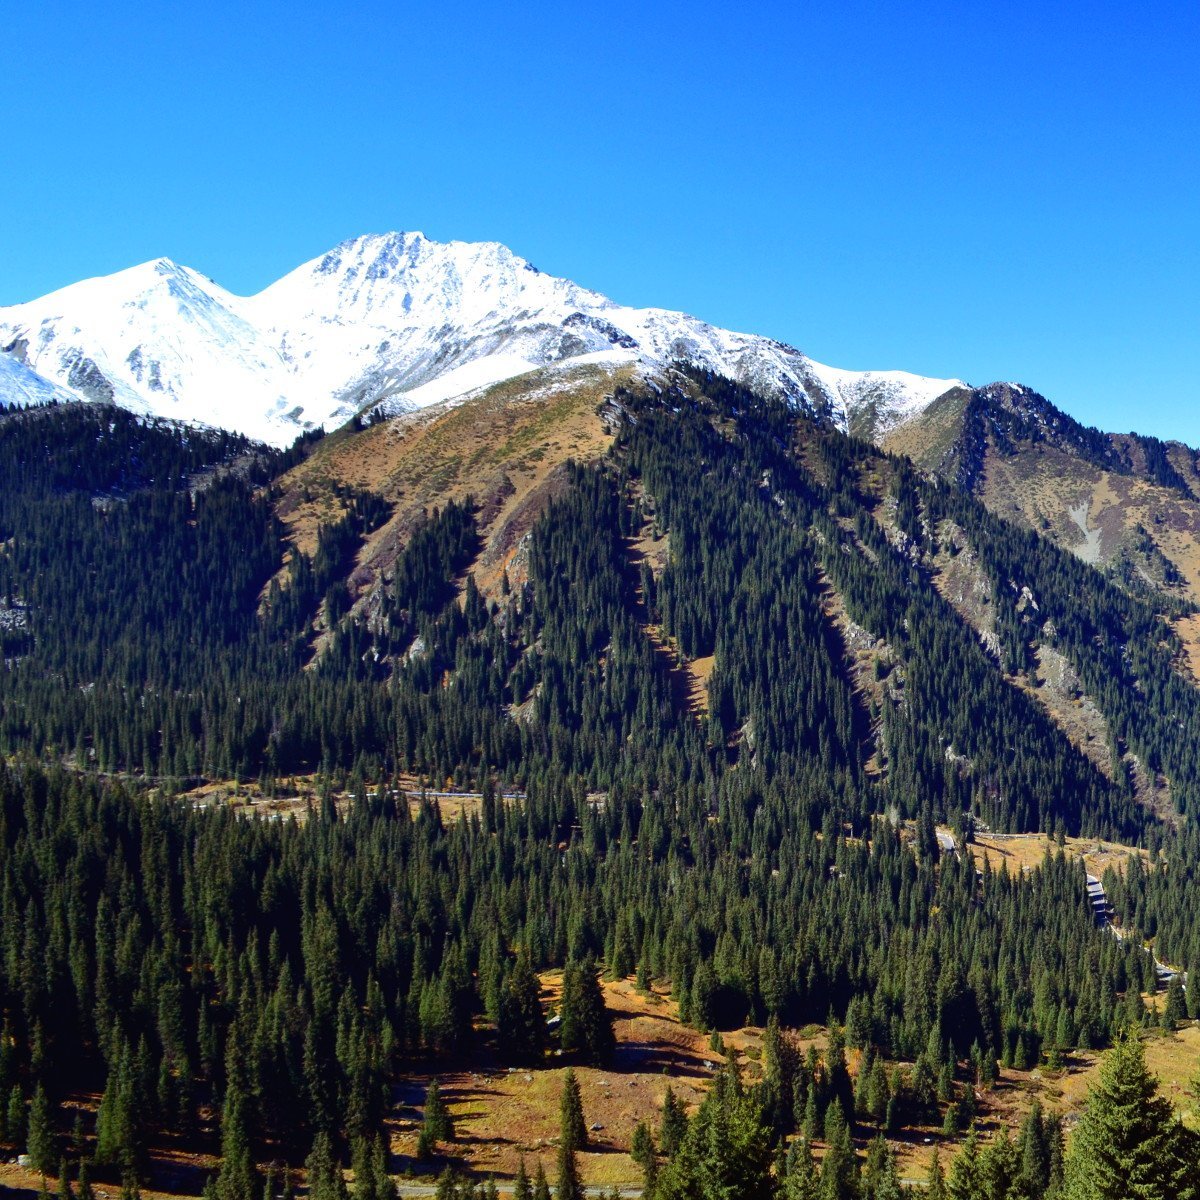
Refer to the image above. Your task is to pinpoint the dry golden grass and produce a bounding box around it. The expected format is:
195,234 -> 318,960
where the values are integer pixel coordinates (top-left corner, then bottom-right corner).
1174,613 -> 1200,681
394,976 -> 716,1189
12,966 -> 1196,1197
274,362 -> 630,607
968,831 -> 1146,878
176,772 -> 485,824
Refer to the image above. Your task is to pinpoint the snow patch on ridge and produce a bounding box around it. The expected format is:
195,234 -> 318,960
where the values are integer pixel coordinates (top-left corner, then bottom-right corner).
0,232 -> 966,446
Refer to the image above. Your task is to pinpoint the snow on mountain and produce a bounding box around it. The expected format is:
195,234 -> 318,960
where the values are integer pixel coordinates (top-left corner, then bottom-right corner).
0,349 -> 79,409
0,232 -> 965,446
805,361 -> 968,438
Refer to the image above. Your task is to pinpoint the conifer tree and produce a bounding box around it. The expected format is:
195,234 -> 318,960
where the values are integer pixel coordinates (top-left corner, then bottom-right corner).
554,1135 -> 583,1200
660,1087 -> 688,1159
513,1158 -> 531,1200
27,1083 -> 55,1176
927,1147 -> 948,1200
630,1121 -> 656,1193
655,1065 -> 773,1200
216,1027 -> 257,1200
1064,1034 -> 1189,1200
1162,976 -> 1187,1032
558,958 -> 614,1066
57,1158 -> 74,1200
305,1131 -> 348,1200
819,1103 -> 858,1200
350,1136 -> 378,1200
499,955 -> 547,1064
948,1128 -> 981,1200
559,1070 -> 586,1153
782,1138 -> 819,1200
423,1081 -> 454,1146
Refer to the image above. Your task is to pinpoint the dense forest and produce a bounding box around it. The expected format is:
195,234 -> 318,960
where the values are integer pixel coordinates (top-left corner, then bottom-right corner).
4,380 -> 1200,1196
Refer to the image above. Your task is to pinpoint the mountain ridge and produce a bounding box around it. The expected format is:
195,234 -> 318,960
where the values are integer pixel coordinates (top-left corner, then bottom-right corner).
0,231 -> 964,445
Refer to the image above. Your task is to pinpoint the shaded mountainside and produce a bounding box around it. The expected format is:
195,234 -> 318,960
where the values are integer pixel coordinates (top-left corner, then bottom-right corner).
883,383 -> 1200,673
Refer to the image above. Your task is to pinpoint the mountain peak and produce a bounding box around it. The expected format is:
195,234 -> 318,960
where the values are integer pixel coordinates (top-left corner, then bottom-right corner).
0,233 -> 962,446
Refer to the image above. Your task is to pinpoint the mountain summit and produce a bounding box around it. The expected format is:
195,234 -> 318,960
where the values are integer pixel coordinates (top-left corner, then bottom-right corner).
0,232 -> 963,444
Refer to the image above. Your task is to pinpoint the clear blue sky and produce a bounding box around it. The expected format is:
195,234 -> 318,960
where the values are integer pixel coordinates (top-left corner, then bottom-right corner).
3,1 -> 1198,440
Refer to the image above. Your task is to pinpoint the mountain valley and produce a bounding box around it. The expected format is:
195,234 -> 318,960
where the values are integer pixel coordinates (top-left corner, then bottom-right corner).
2,241 -> 1200,1200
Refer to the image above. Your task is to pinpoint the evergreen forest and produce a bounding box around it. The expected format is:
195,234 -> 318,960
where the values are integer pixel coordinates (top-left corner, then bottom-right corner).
4,376 -> 1200,1197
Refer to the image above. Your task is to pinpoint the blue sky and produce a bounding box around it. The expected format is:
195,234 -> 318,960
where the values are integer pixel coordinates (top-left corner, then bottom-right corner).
3,1 -> 1198,439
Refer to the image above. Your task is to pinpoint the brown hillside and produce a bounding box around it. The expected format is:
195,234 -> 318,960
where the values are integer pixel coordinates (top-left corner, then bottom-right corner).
273,361 -> 632,621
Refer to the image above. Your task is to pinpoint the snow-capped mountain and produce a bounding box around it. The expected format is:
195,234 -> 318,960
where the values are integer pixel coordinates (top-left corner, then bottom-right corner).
0,232 -> 965,446
0,348 -> 80,408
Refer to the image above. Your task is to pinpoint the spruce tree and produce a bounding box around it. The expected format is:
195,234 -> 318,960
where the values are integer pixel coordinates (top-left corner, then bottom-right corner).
373,1136 -> 396,1200
1162,976 -> 1187,1032
513,1157 -> 532,1200
1064,1034 -> 1189,1200
305,1131 -> 348,1200
57,1158 -> 74,1200
423,1080 -> 454,1145
533,1161 -> 551,1200
558,958 -> 614,1066
559,1070 -> 586,1153
554,1071 -> 587,1200
948,1128 -> 981,1200
216,1028 -> 257,1200
927,1146 -> 948,1200
660,1087 -> 688,1158
630,1121 -> 656,1193
555,1135 -> 583,1200
499,955 -> 547,1064
819,1103 -> 858,1200
782,1139 -> 819,1200
27,1083 -> 55,1176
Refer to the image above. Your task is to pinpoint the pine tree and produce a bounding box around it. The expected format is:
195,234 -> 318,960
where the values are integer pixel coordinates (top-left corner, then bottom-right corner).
558,958 -> 614,1065
216,1028 -> 257,1200
1064,1034 -> 1190,1200
305,1131 -> 348,1200
1162,975 -> 1187,1032
373,1136 -> 396,1200
782,1139 -> 819,1200
948,1128 -> 981,1200
514,1157 -> 532,1200
630,1121 -> 656,1193
819,1103 -> 858,1200
979,1130 -> 1019,1200
660,1087 -> 688,1159
423,1080 -> 454,1145
350,1136 -> 378,1200
57,1158 -> 75,1200
864,1133 -> 902,1200
554,1070 -> 587,1200
498,955 -> 547,1064
559,1070 -> 586,1153
927,1147 -> 948,1200
655,1065 -> 773,1200
533,1160 -> 551,1200
555,1134 -> 583,1200
27,1083 -> 55,1176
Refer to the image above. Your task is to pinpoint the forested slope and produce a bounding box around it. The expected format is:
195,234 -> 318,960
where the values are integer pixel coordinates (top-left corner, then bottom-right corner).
4,378 -> 1200,1195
